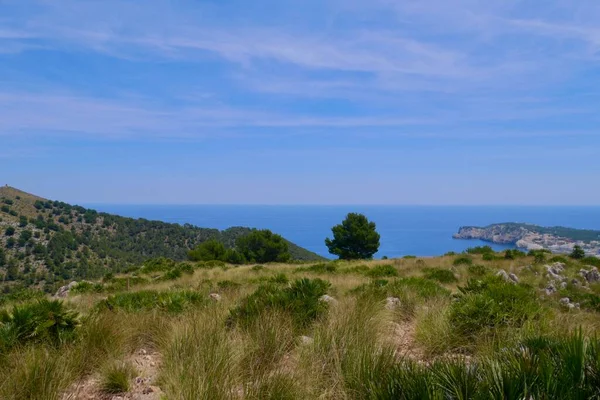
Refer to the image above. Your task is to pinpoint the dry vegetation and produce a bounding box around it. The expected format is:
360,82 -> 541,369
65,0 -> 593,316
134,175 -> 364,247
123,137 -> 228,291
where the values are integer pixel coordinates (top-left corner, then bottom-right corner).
2,251 -> 600,399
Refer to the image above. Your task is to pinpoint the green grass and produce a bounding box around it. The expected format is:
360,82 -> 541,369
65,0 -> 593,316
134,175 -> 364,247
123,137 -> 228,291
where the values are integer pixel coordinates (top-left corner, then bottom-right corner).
98,289 -> 207,313
422,267 -> 458,283
228,278 -> 331,330
100,361 -> 135,394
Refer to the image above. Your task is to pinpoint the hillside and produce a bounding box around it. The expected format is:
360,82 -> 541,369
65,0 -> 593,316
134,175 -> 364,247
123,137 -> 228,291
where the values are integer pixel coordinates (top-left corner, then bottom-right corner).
2,249 -> 600,398
454,222 -> 600,255
0,186 -> 324,292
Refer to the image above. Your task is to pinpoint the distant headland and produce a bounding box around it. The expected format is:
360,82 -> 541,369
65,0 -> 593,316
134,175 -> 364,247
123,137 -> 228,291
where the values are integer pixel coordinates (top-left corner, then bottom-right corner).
454,223 -> 600,256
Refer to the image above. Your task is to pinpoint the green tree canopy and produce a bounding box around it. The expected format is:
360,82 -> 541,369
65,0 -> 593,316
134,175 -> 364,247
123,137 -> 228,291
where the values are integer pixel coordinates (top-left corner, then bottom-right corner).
236,229 -> 290,263
570,245 -> 585,259
325,213 -> 380,260
188,239 -> 227,262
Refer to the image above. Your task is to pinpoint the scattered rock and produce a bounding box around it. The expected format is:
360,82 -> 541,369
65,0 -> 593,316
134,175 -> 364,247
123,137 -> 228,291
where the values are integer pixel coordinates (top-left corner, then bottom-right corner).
545,282 -> 557,295
579,267 -> 600,283
496,269 -> 512,283
545,263 -> 566,281
54,281 -> 79,298
508,273 -> 519,283
319,295 -> 338,305
209,293 -> 222,302
560,281 -> 568,289
571,278 -> 581,287
142,387 -> 154,394
559,297 -> 571,305
385,297 -> 401,310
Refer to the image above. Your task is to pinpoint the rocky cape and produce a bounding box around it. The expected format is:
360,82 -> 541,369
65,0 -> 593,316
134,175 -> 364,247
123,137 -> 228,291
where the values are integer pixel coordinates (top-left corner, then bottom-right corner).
453,223 -> 600,256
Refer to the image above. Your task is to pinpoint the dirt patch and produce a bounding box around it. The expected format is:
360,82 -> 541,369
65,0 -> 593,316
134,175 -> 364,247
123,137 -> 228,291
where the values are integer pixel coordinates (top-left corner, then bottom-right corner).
61,349 -> 163,400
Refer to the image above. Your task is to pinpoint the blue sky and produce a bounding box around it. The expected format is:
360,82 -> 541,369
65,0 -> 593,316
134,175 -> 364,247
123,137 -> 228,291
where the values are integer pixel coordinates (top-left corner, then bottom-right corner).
1,0 -> 599,205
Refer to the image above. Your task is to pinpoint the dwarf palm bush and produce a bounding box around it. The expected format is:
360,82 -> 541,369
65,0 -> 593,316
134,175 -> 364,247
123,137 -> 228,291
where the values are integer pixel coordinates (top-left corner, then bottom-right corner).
98,289 -> 207,313
228,278 -> 330,330
0,299 -> 78,352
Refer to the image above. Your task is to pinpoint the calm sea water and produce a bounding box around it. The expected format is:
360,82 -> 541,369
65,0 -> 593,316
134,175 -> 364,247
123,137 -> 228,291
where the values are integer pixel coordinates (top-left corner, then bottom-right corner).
86,205 -> 600,259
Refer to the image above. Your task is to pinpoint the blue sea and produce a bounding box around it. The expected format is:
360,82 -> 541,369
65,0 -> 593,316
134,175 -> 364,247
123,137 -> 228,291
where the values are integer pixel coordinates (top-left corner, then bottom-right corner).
87,205 -> 600,259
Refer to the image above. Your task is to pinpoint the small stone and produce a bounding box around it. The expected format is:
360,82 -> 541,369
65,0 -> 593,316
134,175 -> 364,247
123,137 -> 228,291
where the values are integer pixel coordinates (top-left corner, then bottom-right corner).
142,387 -> 154,394
559,297 -> 571,305
567,303 -> 576,309
496,269 -> 510,282
571,279 -> 581,287
299,335 -> 314,345
139,349 -> 147,355
560,281 -> 568,289
319,295 -> 338,305
149,362 -> 156,367
385,297 -> 401,310
508,273 -> 519,283
135,376 -> 144,384
545,283 -> 557,295
209,293 -> 222,302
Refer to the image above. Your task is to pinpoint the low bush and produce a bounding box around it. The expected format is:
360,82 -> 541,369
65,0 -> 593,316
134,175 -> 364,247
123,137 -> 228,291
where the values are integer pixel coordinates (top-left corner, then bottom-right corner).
342,264 -> 370,275
504,249 -> 526,259
453,255 -> 473,266
422,267 -> 457,283
449,276 -> 542,338
267,273 -> 289,284
228,278 -> 331,330
140,257 -> 177,273
69,281 -> 105,294
482,252 -> 496,261
99,290 -> 207,313
0,299 -> 79,351
465,246 -> 494,255
366,264 -> 399,278
100,361 -> 135,394
467,264 -> 489,277
251,265 -> 265,272
296,262 -> 338,274
550,255 -> 569,264
582,256 -> 600,267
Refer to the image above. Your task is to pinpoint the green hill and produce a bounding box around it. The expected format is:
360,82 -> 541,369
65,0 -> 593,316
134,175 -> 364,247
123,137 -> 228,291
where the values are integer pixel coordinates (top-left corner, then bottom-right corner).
0,186 -> 324,292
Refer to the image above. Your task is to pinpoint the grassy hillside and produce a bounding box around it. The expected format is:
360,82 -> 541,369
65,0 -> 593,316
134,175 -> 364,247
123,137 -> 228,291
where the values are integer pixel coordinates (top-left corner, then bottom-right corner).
0,186 -> 324,293
1,248 -> 600,399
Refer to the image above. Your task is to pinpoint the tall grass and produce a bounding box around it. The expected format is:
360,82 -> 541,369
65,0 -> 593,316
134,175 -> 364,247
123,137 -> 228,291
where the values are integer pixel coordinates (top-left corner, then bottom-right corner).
159,309 -> 238,400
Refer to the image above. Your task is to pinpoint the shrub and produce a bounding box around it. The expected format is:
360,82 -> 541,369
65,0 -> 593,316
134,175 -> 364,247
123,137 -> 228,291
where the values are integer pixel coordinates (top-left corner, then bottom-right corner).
251,265 -> 265,272
100,361 -> 135,394
140,257 -> 176,273
449,276 -> 542,337
453,255 -> 473,266
325,213 -> 380,260
69,281 -> 105,294
99,290 -> 206,313
422,268 -> 457,283
237,230 -> 291,263
4,226 -> 15,236
228,278 -> 330,330
0,299 -> 79,351
504,249 -> 526,260
582,256 -> 600,267
467,264 -> 489,277
224,248 -> 246,264
300,262 -> 338,274
570,245 -> 586,260
466,246 -> 494,255
342,264 -> 370,275
482,252 -> 496,261
403,255 -> 417,259
267,273 -> 289,284
366,264 -> 399,278
550,256 -> 568,264
3,199 -> 14,205
188,239 -> 227,262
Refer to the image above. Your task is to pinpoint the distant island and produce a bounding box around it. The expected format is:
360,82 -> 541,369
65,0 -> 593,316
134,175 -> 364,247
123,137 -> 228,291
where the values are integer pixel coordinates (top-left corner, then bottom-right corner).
454,222 -> 600,256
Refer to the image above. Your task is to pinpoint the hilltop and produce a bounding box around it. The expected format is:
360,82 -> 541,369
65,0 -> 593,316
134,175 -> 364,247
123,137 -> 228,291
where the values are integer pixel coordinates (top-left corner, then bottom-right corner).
454,222 -> 600,255
0,186 -> 324,292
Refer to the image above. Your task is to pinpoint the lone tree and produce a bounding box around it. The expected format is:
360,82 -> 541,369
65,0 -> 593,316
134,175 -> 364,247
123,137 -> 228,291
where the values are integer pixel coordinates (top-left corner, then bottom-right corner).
570,245 -> 585,259
325,213 -> 380,260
